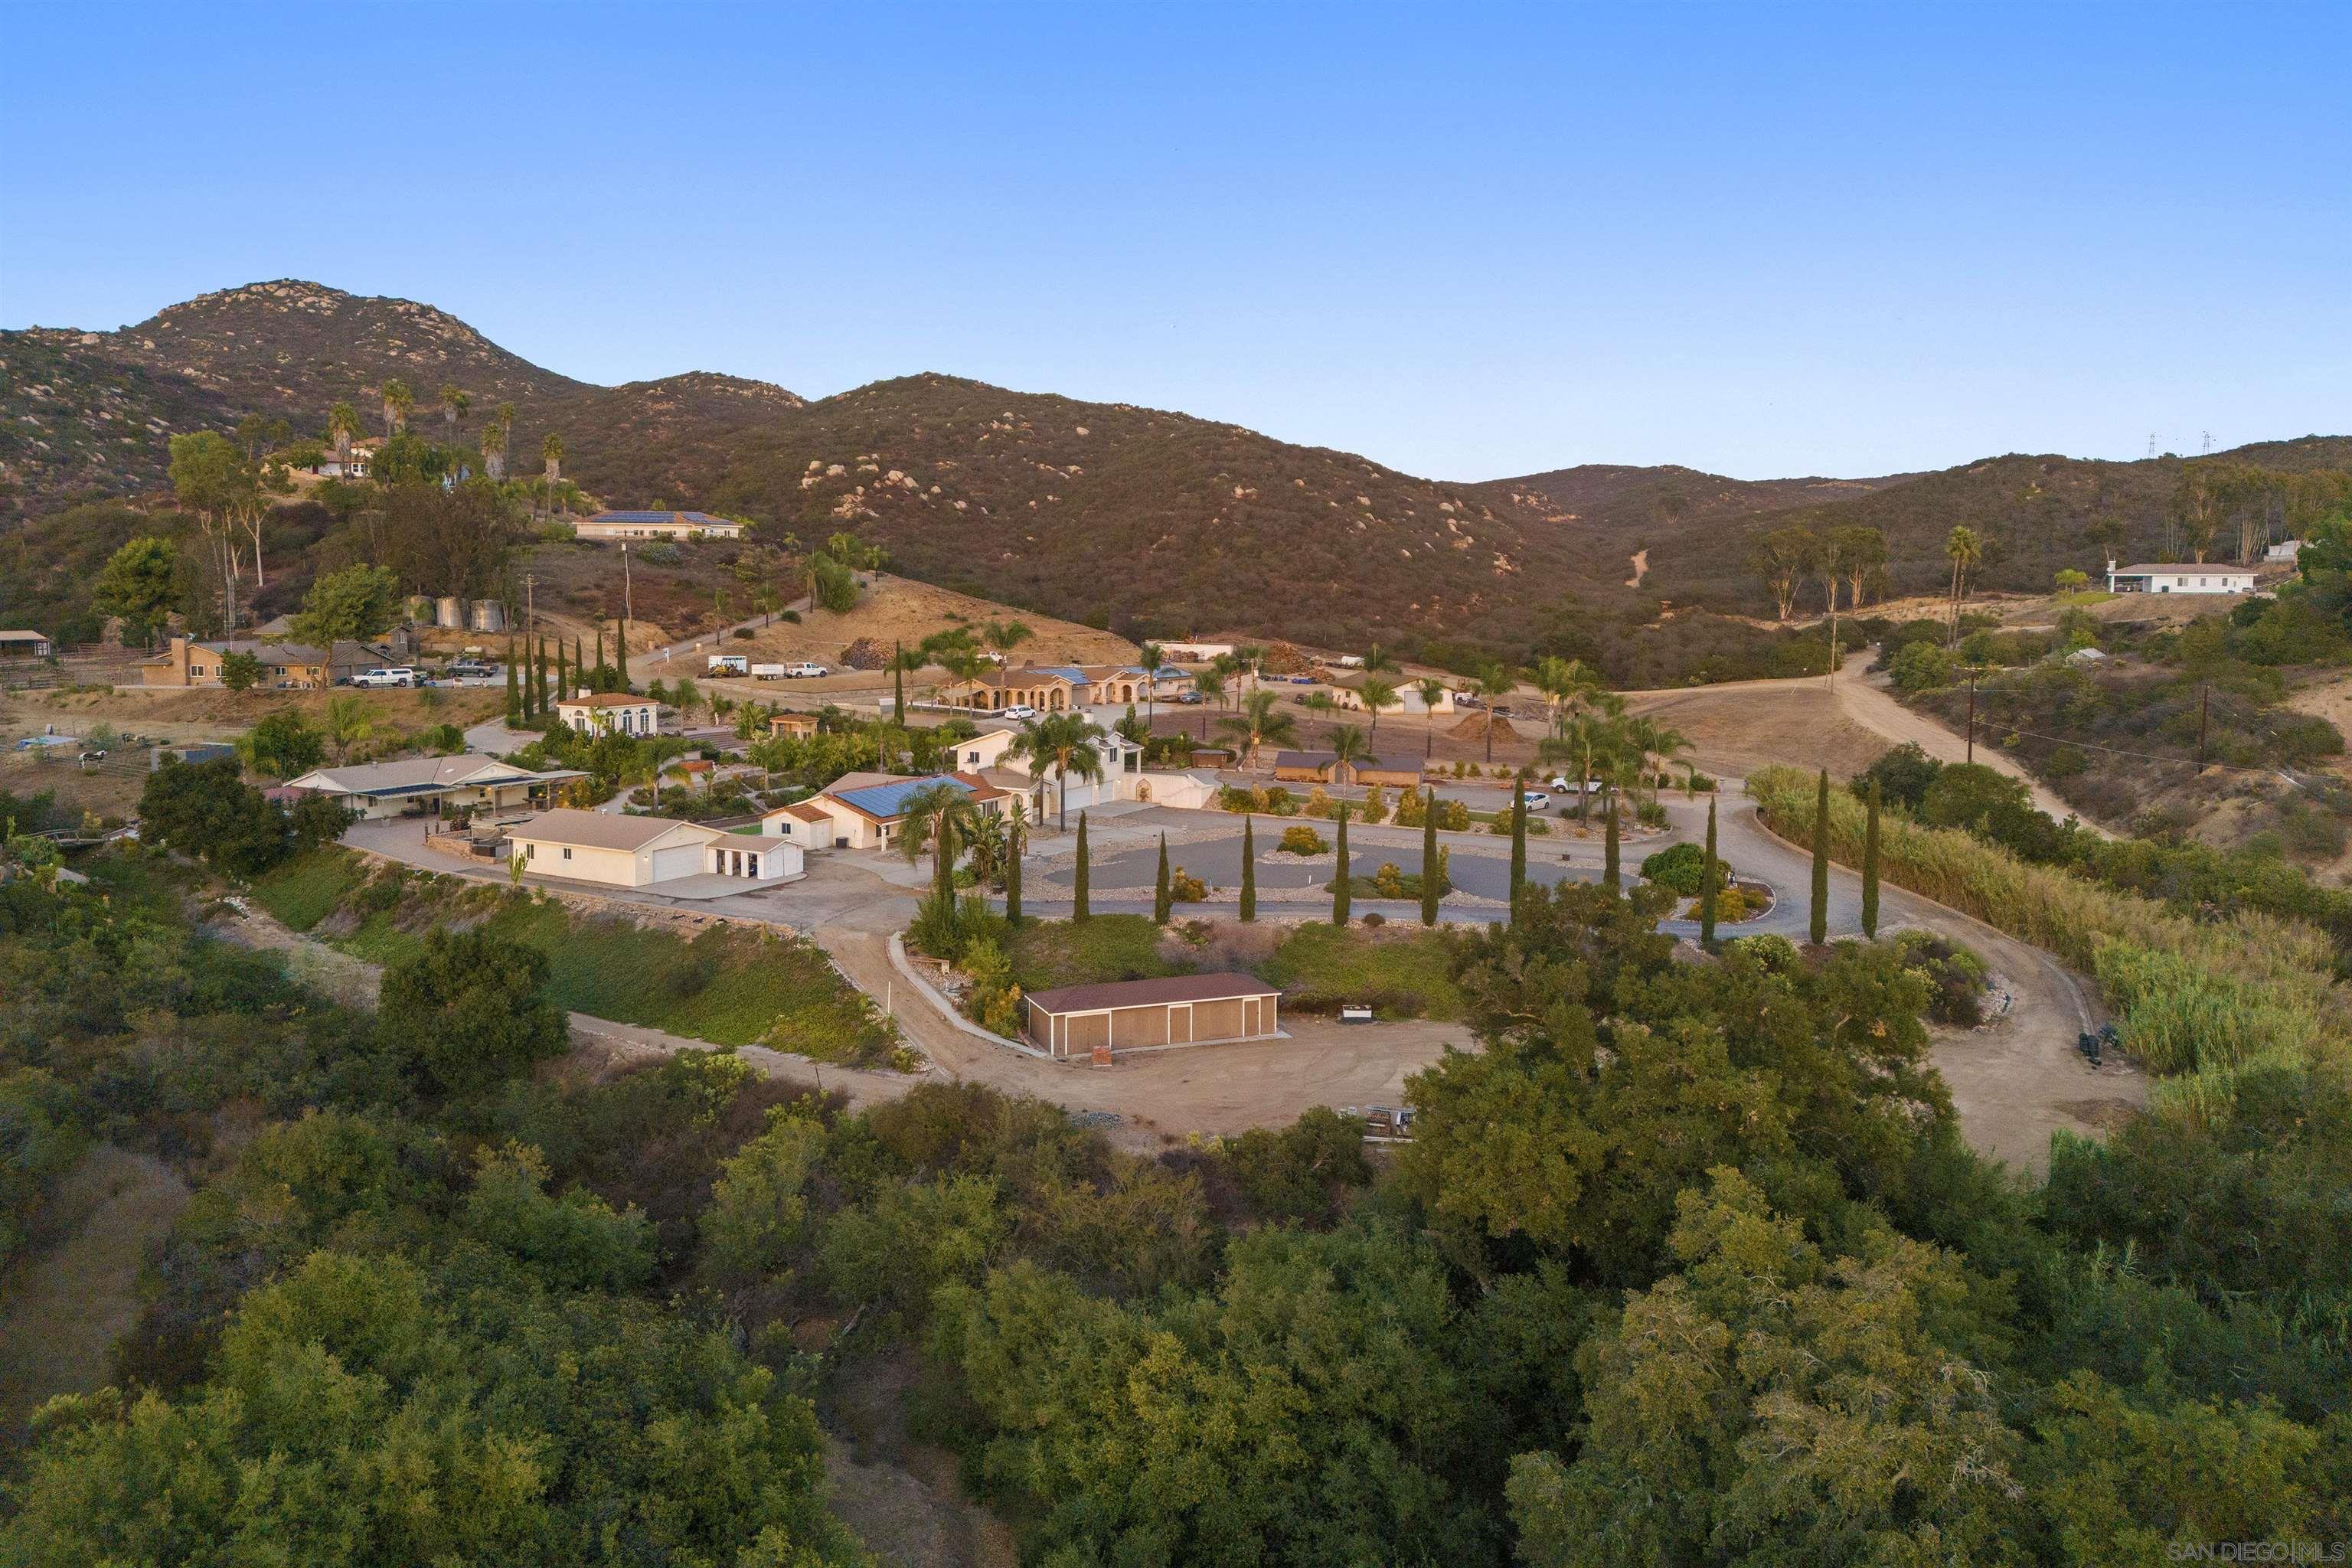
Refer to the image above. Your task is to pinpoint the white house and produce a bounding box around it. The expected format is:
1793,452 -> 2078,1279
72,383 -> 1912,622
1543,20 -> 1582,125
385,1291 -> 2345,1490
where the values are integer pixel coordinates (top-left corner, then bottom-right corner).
505,807 -> 800,887
759,799 -> 840,851
944,727 -> 1021,773
1156,642 -> 1233,664
2106,563 -> 2256,596
285,754 -> 587,821
554,690 -> 666,737
576,510 -> 746,541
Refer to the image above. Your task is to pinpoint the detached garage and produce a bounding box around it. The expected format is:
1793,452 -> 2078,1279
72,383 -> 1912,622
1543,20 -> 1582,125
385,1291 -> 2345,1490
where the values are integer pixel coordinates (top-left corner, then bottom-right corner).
1023,972 -> 1282,1058
507,808 -> 726,889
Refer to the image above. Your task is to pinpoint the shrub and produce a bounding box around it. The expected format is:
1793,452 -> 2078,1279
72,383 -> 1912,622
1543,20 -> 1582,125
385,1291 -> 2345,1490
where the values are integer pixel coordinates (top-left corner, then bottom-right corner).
1640,841 -> 1726,896
1890,640 -> 1958,693
1277,826 -> 1330,856
1853,743 -> 1944,812
1170,867 -> 1207,902
1302,787 -> 1334,819
1360,911 -> 1386,927
1359,786 -> 1388,825
959,936 -> 1024,1037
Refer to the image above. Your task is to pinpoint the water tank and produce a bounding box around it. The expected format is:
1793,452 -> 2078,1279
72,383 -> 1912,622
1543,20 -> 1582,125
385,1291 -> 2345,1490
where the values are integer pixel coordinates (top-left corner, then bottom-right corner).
470,599 -> 506,632
435,596 -> 466,629
405,595 -> 435,624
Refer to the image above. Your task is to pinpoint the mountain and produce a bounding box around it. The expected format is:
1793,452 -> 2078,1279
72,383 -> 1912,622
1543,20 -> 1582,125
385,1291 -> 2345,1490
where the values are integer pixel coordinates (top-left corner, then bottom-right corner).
0,280 -> 803,512
5,279 -> 2347,662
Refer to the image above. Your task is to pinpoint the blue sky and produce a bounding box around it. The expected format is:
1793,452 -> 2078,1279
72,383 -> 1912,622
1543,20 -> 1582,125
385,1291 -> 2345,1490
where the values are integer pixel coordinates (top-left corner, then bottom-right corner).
4,2 -> 2344,481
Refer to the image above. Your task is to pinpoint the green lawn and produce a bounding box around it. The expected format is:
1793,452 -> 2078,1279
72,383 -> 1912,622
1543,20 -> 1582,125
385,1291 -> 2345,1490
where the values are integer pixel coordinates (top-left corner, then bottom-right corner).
253,851 -> 893,1063
1006,913 -> 1193,994
1259,923 -> 1465,1021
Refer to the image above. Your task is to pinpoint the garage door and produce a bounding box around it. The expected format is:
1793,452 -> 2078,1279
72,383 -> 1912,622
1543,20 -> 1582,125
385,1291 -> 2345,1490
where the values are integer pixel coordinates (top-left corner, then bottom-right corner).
651,844 -> 703,882
1191,998 -> 1244,1041
1064,1014 -> 1109,1057
1111,1004 -> 1169,1050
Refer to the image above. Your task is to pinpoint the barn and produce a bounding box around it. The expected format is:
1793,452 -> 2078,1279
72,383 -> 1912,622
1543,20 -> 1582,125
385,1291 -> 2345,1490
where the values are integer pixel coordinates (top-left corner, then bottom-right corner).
1022,972 -> 1282,1057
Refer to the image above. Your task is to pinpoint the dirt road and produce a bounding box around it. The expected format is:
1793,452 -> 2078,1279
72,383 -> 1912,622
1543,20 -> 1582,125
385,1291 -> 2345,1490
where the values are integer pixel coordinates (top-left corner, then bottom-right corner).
1621,652 -> 2095,831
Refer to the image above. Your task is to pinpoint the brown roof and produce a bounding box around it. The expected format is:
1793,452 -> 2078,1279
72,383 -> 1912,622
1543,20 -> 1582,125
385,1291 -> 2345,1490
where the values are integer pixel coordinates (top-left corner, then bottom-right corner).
768,800 -> 833,825
507,807 -> 715,851
1026,971 -> 1280,1015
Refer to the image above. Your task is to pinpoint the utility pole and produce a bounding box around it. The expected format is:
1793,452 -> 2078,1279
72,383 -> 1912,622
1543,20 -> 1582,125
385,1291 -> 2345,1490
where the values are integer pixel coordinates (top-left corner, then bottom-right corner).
2197,681 -> 2210,773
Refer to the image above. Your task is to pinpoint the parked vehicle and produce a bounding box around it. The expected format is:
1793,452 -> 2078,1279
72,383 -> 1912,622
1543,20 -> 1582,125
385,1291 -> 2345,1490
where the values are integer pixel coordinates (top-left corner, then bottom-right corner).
1339,1003 -> 1375,1024
1174,691 -> 1204,705
1333,655 -> 1367,669
445,662 -> 495,680
1521,789 -> 1552,811
1288,674 -> 1318,684
1545,776 -> 1605,795
1003,704 -> 1039,720
783,661 -> 829,678
707,654 -> 750,676
353,667 -> 420,689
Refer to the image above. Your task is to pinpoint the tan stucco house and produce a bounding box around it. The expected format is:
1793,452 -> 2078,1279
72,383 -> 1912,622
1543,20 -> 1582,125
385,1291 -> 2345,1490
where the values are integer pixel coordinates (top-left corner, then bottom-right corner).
554,691 -> 666,737
506,808 -> 801,887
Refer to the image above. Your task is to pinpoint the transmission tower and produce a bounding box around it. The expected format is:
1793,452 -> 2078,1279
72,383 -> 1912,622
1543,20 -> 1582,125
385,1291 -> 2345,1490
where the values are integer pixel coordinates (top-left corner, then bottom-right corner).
2147,433 -> 2158,459
2202,430 -> 2213,454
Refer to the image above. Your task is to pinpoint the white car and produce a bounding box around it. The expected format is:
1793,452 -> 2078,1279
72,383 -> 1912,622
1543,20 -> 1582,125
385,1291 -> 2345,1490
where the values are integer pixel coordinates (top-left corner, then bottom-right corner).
1002,704 -> 1039,720
1520,789 -> 1553,812
353,667 -> 420,689
1546,776 -> 1604,796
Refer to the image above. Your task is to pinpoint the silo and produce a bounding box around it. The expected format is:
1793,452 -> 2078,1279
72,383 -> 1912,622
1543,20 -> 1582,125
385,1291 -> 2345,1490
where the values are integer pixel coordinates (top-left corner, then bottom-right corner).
470,599 -> 507,633
435,596 -> 466,629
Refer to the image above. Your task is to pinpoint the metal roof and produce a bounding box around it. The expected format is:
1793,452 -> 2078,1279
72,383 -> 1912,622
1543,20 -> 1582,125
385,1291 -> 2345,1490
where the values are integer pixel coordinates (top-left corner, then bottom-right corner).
2111,564 -> 2255,576
506,807 -> 719,851
1026,972 -> 1281,1015
586,510 -> 739,526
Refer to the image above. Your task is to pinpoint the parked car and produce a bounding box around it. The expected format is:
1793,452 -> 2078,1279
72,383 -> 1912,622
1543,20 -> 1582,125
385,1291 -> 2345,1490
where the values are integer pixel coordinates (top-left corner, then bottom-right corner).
353,667 -> 420,689
1545,776 -> 1604,795
445,662 -> 495,680
1287,674 -> 1318,684
1174,691 -> 1204,705
1003,704 -> 1039,720
1521,789 -> 1552,811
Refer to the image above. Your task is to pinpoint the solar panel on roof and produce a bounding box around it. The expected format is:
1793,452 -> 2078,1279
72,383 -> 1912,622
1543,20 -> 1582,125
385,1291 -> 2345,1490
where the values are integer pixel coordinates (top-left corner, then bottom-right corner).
834,775 -> 976,818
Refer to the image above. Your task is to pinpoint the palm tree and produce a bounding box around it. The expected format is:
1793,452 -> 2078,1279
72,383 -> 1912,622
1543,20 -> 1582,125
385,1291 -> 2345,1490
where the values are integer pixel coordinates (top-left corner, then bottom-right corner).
1415,678 -> 1448,759
1217,688 -> 1296,769
1945,525 -> 1983,644
484,402 -> 514,482
1363,644 -> 1400,675
325,402 -> 363,463
542,433 -> 567,518
746,735 -> 792,791
1014,711 -> 1106,828
1357,675 -> 1400,750
897,781 -> 981,879
1327,723 -> 1370,786
379,378 -> 415,439
1622,716 -> 1692,807
1544,696 -> 1628,820
1531,655 -> 1593,740
1194,665 -> 1227,718
439,384 -> 470,428
981,619 -> 1034,659
1475,662 -> 1516,763
323,693 -> 374,764
1138,642 -> 1168,727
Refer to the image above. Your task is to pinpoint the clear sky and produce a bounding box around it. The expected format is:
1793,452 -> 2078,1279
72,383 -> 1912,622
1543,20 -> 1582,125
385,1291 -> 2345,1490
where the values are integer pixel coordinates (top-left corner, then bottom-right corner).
3,2 -> 2344,482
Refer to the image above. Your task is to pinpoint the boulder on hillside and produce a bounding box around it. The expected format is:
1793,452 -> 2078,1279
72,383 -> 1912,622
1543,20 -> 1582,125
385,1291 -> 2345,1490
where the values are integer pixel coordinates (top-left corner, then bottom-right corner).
838,638 -> 891,671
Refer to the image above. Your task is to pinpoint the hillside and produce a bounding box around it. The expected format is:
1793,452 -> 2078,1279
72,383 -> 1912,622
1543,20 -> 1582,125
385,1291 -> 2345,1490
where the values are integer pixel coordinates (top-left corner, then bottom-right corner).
6,278 -> 2348,666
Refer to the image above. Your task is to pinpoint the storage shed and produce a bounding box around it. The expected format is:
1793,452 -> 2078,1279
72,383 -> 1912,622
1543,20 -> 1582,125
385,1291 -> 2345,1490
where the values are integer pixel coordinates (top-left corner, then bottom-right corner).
1022,972 -> 1282,1058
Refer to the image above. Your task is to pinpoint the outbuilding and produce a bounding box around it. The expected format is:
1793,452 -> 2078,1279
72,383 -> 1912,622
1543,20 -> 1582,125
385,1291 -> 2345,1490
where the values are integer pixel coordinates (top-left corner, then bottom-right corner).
1022,972 -> 1282,1058
2105,563 -> 2257,595
505,807 -> 800,888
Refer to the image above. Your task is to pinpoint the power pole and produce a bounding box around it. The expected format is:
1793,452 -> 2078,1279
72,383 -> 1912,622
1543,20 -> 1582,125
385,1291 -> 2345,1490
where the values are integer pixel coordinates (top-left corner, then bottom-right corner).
1965,665 -> 1979,764
2197,681 -> 2210,773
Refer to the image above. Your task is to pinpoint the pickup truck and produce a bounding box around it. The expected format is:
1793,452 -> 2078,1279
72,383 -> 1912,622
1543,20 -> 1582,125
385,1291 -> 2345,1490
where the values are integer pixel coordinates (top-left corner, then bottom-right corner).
353,667 -> 421,689
781,662 -> 828,678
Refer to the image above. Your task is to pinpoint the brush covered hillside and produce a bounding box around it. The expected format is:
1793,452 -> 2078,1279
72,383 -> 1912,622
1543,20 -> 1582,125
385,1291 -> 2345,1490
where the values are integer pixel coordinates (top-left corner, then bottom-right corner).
0,280 -> 804,515
696,374 -> 1578,651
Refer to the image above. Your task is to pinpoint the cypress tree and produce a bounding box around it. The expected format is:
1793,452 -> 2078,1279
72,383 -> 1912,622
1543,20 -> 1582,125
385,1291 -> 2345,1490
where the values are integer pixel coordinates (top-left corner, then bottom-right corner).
1419,788 -> 1439,926
1005,812 -> 1024,926
1153,832 -> 1171,925
1602,795 -> 1621,890
1332,804 -> 1351,926
616,605 -> 629,688
1810,766 -> 1831,946
555,639 -> 569,704
1508,775 -> 1527,920
893,641 -> 905,718
505,640 -> 521,724
1699,795 -> 1720,949
1073,812 -> 1090,923
1240,815 -> 1257,922
932,814 -> 956,911
1861,777 -> 1882,939
532,637 -> 547,717
573,637 -> 584,691
595,626 -> 606,682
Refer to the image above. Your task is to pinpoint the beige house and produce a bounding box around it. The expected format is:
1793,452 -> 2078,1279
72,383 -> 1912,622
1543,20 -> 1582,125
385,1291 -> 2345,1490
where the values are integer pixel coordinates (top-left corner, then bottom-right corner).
1321,670 -> 1454,714
576,510 -> 746,541
1023,972 -> 1282,1058
284,754 -> 586,821
767,711 -> 819,739
0,630 -> 54,659
945,727 -> 1021,772
795,770 -> 1013,851
554,691 -> 666,737
758,799 -> 838,851
933,663 -> 1156,714
506,807 -> 801,887
141,635 -> 394,689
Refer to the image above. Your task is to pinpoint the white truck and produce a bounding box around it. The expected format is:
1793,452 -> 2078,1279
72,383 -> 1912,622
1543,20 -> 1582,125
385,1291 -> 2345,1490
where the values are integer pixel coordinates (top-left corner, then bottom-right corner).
353,667 -> 421,689
707,654 -> 750,676
782,661 -> 829,678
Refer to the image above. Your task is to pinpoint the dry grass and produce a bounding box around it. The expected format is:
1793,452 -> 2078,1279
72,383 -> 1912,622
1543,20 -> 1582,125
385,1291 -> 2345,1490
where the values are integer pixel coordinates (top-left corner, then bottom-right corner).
1749,765 -> 2344,1117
